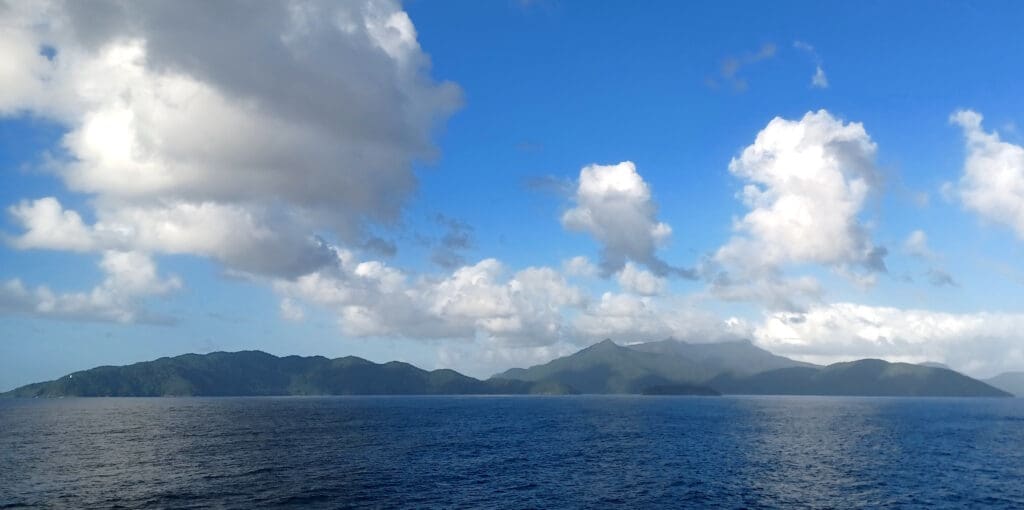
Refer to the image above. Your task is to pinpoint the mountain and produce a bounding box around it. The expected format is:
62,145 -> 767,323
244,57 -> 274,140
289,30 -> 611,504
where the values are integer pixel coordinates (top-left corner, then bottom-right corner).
708,359 -> 1011,397
918,361 -> 951,370
494,340 -> 1008,397
491,339 -> 719,394
628,338 -> 815,376
7,343 -> 1010,398
1,351 -> 574,397
985,372 -> 1024,397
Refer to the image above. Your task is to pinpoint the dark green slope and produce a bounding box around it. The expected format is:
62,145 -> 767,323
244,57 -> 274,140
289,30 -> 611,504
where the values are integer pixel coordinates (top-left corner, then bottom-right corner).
709,359 -> 1011,397
2,351 -> 573,397
628,338 -> 815,376
491,339 -> 719,394
985,372 -> 1024,397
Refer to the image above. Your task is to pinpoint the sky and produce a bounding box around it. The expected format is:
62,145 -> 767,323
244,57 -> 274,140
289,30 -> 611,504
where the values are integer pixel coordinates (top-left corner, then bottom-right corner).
3,0 -> 1024,390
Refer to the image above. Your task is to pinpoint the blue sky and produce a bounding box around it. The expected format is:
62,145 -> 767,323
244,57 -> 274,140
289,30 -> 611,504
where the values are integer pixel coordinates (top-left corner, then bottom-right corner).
3,0 -> 1024,390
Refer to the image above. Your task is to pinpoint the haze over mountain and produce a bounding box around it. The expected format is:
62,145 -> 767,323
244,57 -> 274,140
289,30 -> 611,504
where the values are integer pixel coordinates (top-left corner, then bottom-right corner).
493,339 -> 1009,397
984,372 -> 1024,397
628,338 -> 816,375
493,339 -> 721,394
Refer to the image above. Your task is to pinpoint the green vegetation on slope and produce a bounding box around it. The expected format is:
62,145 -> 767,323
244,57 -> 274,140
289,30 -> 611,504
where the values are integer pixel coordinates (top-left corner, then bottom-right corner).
2,351 -> 573,397
491,339 -> 720,394
5,340 -> 1010,398
708,359 -> 1011,397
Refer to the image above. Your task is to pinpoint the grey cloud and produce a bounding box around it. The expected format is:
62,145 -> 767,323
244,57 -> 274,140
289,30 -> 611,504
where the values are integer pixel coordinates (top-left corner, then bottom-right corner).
926,269 -> 958,287
711,43 -> 776,92
362,236 -> 397,258
431,214 -> 474,270
562,161 -> 694,279
3,0 -> 460,280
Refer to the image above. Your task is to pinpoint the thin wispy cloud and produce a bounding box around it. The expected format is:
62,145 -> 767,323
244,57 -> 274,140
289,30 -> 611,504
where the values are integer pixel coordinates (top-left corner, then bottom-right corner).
794,41 -> 829,89
707,43 -> 777,92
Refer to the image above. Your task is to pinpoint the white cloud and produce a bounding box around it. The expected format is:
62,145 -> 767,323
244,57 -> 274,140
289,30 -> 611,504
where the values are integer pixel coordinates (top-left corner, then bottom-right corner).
279,298 -> 305,322
950,109 -> 1024,238
276,255 -> 586,347
10,197 -> 336,277
436,341 -> 579,379
562,161 -> 685,277
812,66 -> 829,89
709,271 -> 822,312
754,302 -> 1024,377
712,110 -> 885,310
1,0 -> 460,279
562,256 -> 598,278
0,250 -> 180,323
573,291 -> 751,344
616,262 -> 666,296
901,230 -> 957,287
794,41 -> 828,89
8,197 -> 97,252
903,229 -> 933,259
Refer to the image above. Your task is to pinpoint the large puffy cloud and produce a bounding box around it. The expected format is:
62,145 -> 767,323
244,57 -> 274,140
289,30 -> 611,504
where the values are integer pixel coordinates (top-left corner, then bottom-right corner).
275,254 -> 587,346
712,110 -> 886,309
562,161 -> 688,277
950,110 -> 1024,238
2,0 -> 460,279
754,303 -> 1024,377
273,249 -> 748,349
10,197 -> 335,277
616,262 -> 666,296
0,251 -> 180,323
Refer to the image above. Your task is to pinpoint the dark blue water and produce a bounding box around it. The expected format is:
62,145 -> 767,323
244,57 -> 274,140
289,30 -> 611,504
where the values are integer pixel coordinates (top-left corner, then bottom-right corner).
2,396 -> 1023,508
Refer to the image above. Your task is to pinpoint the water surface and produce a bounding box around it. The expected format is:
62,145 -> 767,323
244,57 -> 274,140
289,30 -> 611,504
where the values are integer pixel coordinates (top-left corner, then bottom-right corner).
2,396 -> 1022,508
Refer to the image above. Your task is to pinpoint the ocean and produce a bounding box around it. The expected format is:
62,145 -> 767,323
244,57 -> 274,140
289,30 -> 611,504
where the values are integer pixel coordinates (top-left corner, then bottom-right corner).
2,396 -> 1022,508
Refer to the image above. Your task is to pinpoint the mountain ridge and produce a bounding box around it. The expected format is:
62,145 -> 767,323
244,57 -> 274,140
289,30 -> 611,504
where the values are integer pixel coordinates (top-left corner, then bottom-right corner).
492,339 -> 1009,397
2,350 -> 573,397
985,371 -> 1024,397
708,358 -> 1010,397
3,340 -> 1012,398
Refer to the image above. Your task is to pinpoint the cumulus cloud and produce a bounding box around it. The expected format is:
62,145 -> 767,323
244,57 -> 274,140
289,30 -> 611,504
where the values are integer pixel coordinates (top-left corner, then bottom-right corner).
754,303 -> 1024,377
275,254 -> 586,347
562,161 -> 691,278
0,251 -> 180,323
2,0 -> 460,278
562,256 -> 598,278
9,197 -> 336,277
272,247 -> 749,350
712,110 -> 885,309
616,262 -> 666,296
950,109 -> 1024,238
708,270 -> 822,312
